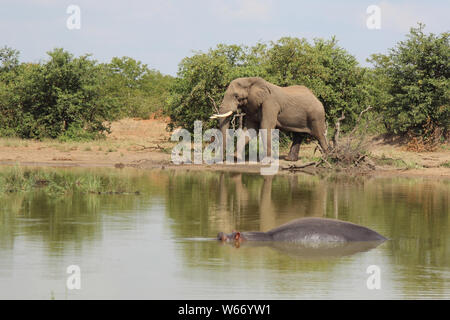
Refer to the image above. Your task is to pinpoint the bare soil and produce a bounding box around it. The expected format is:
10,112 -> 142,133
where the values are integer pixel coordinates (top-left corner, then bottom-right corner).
0,117 -> 449,178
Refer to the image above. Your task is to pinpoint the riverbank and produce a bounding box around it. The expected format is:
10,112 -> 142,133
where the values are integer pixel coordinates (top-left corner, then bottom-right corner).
0,117 -> 449,178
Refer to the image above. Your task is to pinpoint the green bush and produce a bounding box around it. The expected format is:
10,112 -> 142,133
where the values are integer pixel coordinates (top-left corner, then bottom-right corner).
0,48 -> 116,139
103,56 -> 174,119
369,24 -> 449,137
0,48 -> 174,140
167,44 -> 268,132
166,38 -> 373,133
264,37 -> 371,128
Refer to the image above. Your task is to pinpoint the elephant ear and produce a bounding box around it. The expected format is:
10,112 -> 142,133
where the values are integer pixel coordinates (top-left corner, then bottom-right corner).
252,83 -> 272,106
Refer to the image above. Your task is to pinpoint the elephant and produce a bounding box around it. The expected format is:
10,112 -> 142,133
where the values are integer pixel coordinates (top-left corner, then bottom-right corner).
211,77 -> 328,161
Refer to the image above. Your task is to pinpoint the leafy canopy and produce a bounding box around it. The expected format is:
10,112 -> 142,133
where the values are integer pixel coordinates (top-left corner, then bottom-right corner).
369,24 -> 449,136
167,37 -> 372,133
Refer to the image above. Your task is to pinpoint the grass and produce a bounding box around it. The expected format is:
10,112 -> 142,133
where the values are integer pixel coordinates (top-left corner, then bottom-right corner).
1,138 -> 29,148
440,161 -> 450,168
374,154 -> 422,169
0,166 -> 136,196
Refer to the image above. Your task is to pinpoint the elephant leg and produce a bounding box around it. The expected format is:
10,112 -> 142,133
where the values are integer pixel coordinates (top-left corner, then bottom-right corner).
235,120 -> 259,162
285,133 -> 304,161
260,103 -> 279,158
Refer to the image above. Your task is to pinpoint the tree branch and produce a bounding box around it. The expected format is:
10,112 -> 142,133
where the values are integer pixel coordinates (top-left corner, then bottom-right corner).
350,106 -> 373,135
332,111 -> 345,147
206,92 -> 219,114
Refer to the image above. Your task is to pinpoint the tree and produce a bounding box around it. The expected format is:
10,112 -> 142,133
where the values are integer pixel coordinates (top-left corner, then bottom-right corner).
264,37 -> 371,129
2,48 -> 117,139
0,46 -> 19,74
369,24 -> 449,137
0,47 -> 174,139
167,38 -> 372,133
166,44 -> 267,132
104,56 -> 174,119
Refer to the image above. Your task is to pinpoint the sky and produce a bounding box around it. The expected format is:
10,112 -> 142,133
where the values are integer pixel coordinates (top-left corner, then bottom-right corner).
1,0 -> 449,76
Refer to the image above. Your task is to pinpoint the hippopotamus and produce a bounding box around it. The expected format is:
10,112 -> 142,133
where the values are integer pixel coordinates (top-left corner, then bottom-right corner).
217,217 -> 387,244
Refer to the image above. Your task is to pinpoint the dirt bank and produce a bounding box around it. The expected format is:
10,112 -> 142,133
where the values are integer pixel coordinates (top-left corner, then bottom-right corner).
0,117 -> 449,178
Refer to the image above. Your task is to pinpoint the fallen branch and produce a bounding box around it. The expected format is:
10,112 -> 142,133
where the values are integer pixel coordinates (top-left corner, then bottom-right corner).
133,144 -> 164,151
283,161 -> 318,170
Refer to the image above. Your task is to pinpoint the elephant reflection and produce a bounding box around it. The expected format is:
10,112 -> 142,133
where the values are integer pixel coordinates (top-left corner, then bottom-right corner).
212,173 -> 333,233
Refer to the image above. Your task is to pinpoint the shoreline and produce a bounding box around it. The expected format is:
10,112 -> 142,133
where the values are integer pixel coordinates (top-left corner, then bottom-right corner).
1,158 -> 449,179
1,117 -> 449,179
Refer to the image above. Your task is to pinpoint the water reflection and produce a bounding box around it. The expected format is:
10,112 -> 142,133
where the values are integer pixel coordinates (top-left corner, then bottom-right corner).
0,167 -> 448,299
225,241 -> 385,260
165,171 -> 449,298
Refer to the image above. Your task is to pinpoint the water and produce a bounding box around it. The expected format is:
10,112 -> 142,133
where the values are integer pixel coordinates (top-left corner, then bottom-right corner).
0,168 -> 449,299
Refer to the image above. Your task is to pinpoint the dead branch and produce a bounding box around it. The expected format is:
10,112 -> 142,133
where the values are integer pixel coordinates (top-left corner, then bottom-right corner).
206,92 -> 220,114
316,157 -> 333,168
332,111 -> 346,147
283,161 -> 318,170
133,144 -> 164,151
313,142 -> 325,155
350,106 -> 373,136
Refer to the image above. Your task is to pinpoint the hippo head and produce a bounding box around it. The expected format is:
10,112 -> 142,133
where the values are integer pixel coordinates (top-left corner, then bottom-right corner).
217,231 -> 244,243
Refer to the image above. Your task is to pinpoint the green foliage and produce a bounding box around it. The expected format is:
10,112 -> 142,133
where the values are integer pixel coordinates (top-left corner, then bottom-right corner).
167,44 -> 268,132
369,24 -> 449,136
264,37 -> 370,128
0,46 -> 19,74
167,37 -> 372,133
103,56 -> 174,119
0,48 -> 173,140
57,122 -> 101,142
0,165 -> 133,195
2,26 -> 448,144
1,48 -> 116,139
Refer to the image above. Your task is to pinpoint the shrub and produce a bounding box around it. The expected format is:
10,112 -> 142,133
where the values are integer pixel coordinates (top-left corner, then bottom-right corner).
369,24 -> 449,139
103,57 -> 174,119
166,38 -> 373,134
0,48 -> 174,140
1,48 -> 116,139
264,37 -> 371,128
166,44 -> 267,132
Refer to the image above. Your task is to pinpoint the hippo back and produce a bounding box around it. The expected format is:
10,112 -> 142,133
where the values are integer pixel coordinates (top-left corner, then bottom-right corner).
266,218 -> 386,243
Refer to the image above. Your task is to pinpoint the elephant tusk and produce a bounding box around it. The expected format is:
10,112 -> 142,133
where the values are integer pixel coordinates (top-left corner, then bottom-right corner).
210,111 -> 233,119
